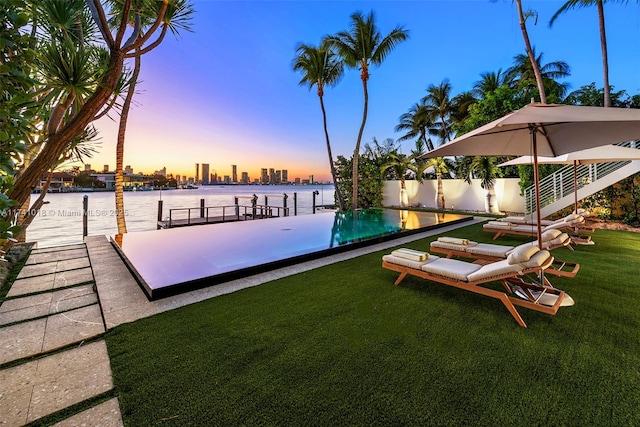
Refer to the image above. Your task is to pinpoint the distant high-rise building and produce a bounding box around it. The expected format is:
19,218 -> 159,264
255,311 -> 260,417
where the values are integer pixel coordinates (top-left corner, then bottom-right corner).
276,170 -> 282,184
176,175 -> 181,185
202,163 -> 210,185
154,167 -> 166,177
195,163 -> 199,183
309,175 -> 314,184
261,169 -> 268,184
282,170 -> 288,184
294,177 -> 301,185
241,172 -> 249,184
103,165 -> 109,173
232,165 -> 237,183
124,165 -> 133,175
269,168 -> 276,185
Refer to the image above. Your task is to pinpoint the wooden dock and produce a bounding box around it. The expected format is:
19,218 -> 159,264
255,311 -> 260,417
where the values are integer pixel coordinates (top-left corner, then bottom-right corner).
158,204 -> 287,229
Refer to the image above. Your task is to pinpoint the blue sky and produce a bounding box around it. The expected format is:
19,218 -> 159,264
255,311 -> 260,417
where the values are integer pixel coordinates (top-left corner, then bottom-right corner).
91,0 -> 640,181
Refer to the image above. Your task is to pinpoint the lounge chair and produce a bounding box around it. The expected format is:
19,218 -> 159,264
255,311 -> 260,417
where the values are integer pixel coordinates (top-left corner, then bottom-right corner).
484,213 -> 594,241
382,246 -> 574,328
429,230 -> 580,278
498,210 -> 592,227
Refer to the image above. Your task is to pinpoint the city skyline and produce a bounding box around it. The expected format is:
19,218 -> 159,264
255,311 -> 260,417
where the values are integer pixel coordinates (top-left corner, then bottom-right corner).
79,1 -> 639,182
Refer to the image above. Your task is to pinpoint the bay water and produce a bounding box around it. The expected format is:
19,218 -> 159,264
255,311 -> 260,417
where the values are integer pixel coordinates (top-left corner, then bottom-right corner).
26,184 -> 335,248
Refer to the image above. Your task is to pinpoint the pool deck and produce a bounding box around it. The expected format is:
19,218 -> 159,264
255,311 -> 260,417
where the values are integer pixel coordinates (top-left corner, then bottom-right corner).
0,216 -> 487,426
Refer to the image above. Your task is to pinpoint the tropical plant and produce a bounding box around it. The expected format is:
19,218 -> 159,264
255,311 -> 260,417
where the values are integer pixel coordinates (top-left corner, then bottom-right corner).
549,0 -> 612,107
334,155 -> 383,209
395,102 -> 437,151
324,11 -> 408,210
379,148 -> 428,208
293,43 -> 346,210
505,48 -> 571,102
457,156 -> 503,213
6,0 -> 192,226
422,79 -> 455,143
472,69 -> 514,99
423,157 -> 455,210
564,82 -> 628,107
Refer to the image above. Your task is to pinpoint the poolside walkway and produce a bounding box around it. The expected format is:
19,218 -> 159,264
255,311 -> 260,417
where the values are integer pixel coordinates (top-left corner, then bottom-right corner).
0,216 -> 487,426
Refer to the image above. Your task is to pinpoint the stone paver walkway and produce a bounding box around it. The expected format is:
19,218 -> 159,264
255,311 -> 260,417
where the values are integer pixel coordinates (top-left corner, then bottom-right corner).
0,243 -> 122,427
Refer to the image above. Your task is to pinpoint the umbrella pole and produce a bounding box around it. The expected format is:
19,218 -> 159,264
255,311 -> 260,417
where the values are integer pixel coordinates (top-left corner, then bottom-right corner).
531,129 -> 543,250
574,160 -> 578,214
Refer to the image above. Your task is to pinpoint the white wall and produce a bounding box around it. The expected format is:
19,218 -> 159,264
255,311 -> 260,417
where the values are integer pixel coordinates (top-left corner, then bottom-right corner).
382,179 -> 525,214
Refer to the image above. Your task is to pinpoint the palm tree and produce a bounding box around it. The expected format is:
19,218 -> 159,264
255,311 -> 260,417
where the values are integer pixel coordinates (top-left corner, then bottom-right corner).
506,49 -> 571,100
424,157 -> 455,210
380,150 -> 427,208
458,156 -> 502,213
549,0 -> 612,107
422,79 -> 454,143
514,0 -> 547,103
395,102 -> 437,151
110,0 -> 194,234
293,43 -> 346,210
324,11 -> 408,210
472,69 -> 513,99
8,0 -> 182,219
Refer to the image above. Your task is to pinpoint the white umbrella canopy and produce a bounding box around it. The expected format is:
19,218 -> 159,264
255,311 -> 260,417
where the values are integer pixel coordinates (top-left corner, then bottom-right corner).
424,103 -> 640,158
498,144 -> 640,214
421,103 -> 640,247
498,144 -> 640,167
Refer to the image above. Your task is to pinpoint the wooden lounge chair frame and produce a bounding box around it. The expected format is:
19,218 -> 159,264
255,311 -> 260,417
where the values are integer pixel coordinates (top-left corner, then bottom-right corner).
382,255 -> 568,328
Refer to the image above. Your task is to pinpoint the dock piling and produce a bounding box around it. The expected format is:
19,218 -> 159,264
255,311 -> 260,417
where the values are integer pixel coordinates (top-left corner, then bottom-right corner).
157,200 -> 164,229
82,195 -> 88,238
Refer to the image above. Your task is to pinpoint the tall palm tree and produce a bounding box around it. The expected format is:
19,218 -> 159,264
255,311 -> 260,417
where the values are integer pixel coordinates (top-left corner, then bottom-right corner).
324,11 -> 408,210
506,49 -> 571,100
549,0 -> 612,107
110,0 -> 194,234
423,79 -> 454,143
514,0 -> 547,103
293,43 -> 346,210
395,102 -> 437,151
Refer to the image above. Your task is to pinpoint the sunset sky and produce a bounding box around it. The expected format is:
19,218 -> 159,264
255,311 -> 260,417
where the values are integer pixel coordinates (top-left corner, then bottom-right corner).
88,0 -> 640,182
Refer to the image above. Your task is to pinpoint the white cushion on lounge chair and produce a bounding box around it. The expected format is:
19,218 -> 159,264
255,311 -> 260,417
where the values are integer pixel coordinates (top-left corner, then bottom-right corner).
436,237 -> 477,246
467,260 -> 522,282
469,242 -> 514,257
521,250 -> 551,268
382,254 -> 438,270
506,245 -> 539,264
391,248 -> 428,261
484,221 -> 514,229
420,258 -> 481,281
542,229 -> 562,240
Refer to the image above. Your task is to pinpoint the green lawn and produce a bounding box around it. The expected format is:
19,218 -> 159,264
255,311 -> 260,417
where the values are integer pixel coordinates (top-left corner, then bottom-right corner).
106,223 -> 640,426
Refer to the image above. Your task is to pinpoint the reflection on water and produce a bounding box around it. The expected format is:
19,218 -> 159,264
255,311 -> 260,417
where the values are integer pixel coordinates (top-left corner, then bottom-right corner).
26,185 -> 335,247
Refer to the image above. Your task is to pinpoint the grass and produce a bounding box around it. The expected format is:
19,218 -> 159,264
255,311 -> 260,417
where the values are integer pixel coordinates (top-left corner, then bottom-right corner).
105,223 -> 640,426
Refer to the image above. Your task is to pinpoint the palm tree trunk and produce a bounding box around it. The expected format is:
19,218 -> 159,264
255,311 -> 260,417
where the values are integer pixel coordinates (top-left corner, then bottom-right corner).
597,0 -> 610,107
436,172 -> 445,210
353,66 -> 370,210
319,94 -> 345,210
115,51 -> 141,234
516,0 -> 547,104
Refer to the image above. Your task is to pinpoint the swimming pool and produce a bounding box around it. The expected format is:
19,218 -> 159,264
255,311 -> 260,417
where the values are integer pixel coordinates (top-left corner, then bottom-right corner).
111,208 -> 471,299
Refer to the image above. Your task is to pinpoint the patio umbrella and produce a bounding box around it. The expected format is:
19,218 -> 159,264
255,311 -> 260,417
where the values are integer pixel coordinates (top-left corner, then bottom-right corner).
421,103 -> 640,248
498,144 -> 640,214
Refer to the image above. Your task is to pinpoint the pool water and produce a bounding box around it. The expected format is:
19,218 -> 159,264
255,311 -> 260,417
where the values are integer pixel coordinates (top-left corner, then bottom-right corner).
112,208 -> 471,299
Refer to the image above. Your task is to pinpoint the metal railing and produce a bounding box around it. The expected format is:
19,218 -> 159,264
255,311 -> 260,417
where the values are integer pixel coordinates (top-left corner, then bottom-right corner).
523,140 -> 639,215
165,204 -> 290,228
